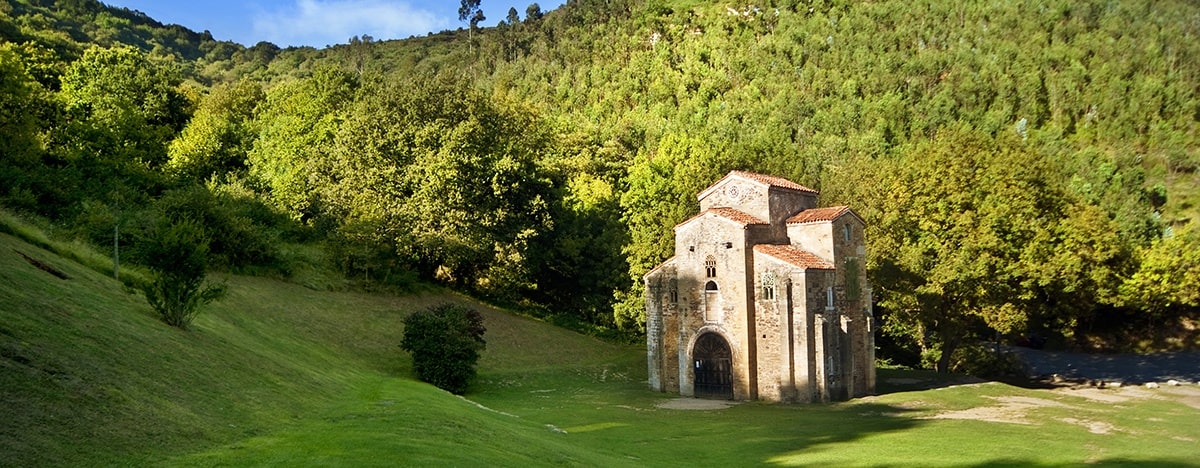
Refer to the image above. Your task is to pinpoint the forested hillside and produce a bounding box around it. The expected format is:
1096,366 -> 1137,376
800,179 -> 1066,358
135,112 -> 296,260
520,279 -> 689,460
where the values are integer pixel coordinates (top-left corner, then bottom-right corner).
2,0 -> 1198,368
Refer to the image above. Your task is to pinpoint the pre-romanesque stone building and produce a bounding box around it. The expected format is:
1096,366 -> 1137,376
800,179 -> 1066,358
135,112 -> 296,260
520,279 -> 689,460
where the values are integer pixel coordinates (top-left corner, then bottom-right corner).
644,170 -> 875,402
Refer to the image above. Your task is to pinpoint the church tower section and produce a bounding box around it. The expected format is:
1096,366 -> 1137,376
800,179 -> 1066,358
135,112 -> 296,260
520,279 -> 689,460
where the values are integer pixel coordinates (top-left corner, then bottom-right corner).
644,170 -> 875,403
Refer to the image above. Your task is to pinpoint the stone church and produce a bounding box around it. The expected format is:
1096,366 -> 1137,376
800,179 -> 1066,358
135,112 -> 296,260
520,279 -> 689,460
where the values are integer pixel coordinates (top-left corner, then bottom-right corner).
643,170 -> 875,402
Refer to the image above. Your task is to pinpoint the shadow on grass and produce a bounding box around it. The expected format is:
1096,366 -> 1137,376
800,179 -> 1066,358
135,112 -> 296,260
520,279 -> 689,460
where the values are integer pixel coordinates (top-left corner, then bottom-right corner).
970,459 -> 1198,467
631,400 -> 927,466
473,368 -> 929,465
738,401 -> 928,466
875,366 -> 1097,393
874,367 -> 988,394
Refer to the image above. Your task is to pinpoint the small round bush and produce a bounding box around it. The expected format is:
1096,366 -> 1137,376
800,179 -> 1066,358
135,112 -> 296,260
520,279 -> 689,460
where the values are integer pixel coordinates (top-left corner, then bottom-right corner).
400,303 -> 486,394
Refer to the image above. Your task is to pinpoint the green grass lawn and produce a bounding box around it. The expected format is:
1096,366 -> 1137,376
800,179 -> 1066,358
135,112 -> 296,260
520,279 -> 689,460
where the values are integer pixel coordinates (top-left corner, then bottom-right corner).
2,231 -> 1199,467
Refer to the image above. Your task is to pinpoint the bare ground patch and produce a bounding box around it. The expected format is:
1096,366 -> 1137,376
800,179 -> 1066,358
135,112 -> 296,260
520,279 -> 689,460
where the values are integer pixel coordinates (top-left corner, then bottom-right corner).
1163,385 -> 1200,410
655,398 -> 741,410
1053,385 -> 1156,404
1059,417 -> 1118,434
924,395 -> 1075,425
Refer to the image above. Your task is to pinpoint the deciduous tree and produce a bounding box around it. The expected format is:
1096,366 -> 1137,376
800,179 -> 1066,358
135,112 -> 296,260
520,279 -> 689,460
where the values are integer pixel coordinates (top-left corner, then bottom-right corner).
325,74 -> 553,294
248,66 -> 356,220
166,79 -> 263,181
616,133 -> 736,330
59,46 -> 189,170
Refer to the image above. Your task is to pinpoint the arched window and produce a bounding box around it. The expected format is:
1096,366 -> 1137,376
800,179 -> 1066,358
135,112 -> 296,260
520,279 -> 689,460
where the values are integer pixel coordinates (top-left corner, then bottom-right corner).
704,280 -> 720,321
705,255 -> 717,278
761,272 -> 776,300
668,278 -> 678,304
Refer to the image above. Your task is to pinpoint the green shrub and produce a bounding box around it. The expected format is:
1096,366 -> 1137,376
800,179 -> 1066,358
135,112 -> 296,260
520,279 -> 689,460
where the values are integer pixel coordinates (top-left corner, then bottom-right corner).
154,186 -> 281,270
948,343 -> 1027,379
399,303 -> 486,394
140,218 -> 225,329
326,222 -> 418,290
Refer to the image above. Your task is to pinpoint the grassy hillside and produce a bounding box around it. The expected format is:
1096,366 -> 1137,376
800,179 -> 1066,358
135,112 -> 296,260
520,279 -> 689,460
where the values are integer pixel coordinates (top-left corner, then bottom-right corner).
4,0 -> 1199,354
0,230 -> 638,466
4,225 -> 1200,466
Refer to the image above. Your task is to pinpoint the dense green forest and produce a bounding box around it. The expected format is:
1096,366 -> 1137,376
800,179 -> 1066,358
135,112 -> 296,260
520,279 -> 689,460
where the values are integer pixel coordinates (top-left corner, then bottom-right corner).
1,0 -> 1198,370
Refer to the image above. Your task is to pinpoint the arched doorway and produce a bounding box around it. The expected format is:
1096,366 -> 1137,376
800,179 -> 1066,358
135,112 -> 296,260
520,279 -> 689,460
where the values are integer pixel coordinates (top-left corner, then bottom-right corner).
692,332 -> 733,399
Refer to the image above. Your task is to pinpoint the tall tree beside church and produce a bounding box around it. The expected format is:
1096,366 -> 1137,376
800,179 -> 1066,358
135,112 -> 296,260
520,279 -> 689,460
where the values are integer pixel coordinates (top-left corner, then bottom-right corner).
615,134 -> 737,330
827,128 -> 1045,371
323,74 -> 553,295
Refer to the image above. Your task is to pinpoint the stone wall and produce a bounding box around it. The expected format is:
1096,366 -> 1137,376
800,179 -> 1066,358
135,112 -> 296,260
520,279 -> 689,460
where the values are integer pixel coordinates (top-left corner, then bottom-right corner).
646,171 -> 874,404
675,216 -> 754,399
753,263 -> 785,401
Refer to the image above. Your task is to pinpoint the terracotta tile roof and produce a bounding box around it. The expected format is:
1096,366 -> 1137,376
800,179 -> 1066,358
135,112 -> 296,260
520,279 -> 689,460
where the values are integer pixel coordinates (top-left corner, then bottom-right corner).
728,170 -> 818,194
754,244 -> 835,270
787,205 -> 852,224
677,207 -> 769,228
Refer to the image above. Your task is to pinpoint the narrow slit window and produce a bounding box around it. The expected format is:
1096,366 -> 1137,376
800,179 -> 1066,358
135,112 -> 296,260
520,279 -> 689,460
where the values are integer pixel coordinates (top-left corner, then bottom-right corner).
826,286 -> 835,310
704,281 -> 720,321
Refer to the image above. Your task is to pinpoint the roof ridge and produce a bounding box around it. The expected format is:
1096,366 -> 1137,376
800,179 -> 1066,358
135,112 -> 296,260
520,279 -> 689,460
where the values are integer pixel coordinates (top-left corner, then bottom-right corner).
676,207 -> 769,228
786,205 -> 853,224
697,171 -> 819,201
727,170 -> 818,194
753,244 -> 835,270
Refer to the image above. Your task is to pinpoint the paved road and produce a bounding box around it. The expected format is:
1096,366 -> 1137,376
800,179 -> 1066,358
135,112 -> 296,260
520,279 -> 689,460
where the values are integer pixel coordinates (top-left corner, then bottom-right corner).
1002,346 -> 1200,384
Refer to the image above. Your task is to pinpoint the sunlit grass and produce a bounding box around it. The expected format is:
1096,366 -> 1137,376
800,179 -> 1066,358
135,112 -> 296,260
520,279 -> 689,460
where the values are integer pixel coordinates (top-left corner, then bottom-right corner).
2,229 -> 1198,467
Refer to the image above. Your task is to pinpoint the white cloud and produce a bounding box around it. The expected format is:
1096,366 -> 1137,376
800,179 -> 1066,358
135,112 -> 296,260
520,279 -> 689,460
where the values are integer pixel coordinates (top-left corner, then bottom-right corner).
253,0 -> 452,48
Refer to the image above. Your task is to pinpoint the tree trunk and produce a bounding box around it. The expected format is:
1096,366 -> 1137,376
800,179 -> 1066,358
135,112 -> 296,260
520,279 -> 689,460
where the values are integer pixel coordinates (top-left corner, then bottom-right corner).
936,335 -> 961,373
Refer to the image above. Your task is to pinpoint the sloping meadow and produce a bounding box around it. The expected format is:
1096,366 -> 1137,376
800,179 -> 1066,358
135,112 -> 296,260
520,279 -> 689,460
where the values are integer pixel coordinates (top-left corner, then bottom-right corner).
2,232 -> 1198,466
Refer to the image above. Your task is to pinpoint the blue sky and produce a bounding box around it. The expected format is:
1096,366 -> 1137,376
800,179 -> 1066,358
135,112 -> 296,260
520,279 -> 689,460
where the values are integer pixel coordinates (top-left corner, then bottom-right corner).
103,1 -> 563,48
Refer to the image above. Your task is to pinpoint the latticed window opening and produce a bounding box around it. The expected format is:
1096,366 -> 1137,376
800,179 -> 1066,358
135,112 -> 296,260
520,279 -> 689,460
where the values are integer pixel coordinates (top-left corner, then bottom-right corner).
705,255 -> 717,278
761,272 -> 776,300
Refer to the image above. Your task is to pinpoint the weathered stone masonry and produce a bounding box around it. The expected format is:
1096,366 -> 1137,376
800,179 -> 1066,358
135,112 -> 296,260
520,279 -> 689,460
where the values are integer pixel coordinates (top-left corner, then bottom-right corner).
644,170 -> 875,402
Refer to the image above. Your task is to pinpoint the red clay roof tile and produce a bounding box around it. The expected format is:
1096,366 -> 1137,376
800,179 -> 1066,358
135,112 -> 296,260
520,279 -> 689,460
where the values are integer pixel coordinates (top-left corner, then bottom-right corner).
676,207 -> 769,229
786,206 -> 852,224
727,170 -> 818,194
697,171 -> 819,201
754,244 -> 835,269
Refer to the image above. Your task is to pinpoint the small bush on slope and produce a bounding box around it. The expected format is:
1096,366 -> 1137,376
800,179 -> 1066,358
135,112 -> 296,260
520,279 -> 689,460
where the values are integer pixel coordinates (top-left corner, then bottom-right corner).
140,218 -> 225,328
400,303 -> 486,394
